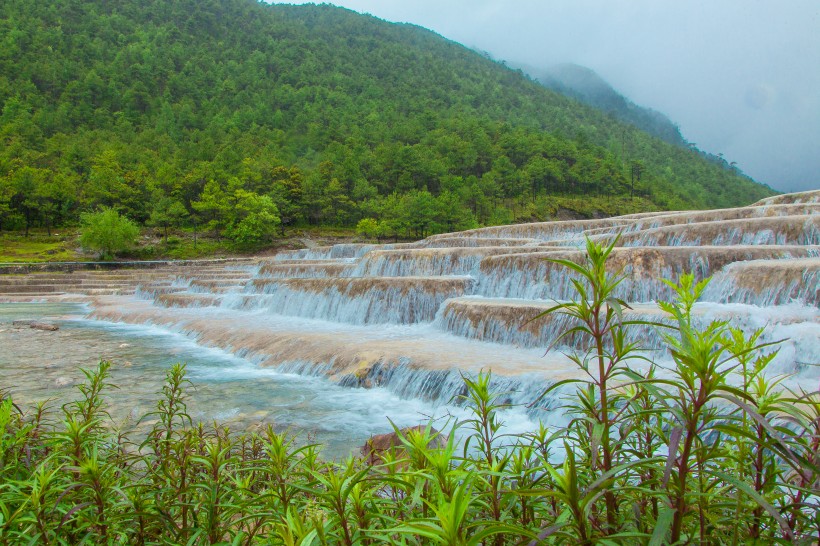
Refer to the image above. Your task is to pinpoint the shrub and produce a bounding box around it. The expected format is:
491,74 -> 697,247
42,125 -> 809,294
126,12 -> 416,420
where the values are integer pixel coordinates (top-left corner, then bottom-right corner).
79,207 -> 139,260
355,218 -> 379,239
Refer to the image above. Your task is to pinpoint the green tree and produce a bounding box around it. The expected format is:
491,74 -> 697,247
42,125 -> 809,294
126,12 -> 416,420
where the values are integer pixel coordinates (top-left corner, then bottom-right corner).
9,165 -> 46,236
0,174 -> 20,232
79,207 -> 140,259
435,190 -> 476,233
630,160 -> 645,198
300,172 -> 329,226
85,149 -> 132,210
355,217 -> 378,239
323,178 -> 354,225
148,196 -> 189,243
34,172 -> 73,236
224,190 -> 280,247
377,192 -> 410,241
268,166 -> 304,235
405,189 -> 436,238
191,180 -> 228,238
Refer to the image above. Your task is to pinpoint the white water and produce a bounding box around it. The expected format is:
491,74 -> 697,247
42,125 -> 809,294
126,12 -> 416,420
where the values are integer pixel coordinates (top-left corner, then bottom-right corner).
245,277 -> 475,324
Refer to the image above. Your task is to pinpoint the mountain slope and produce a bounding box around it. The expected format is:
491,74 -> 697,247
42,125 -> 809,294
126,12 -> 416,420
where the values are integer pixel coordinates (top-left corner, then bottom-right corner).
0,0 -> 774,239
532,63 -> 686,146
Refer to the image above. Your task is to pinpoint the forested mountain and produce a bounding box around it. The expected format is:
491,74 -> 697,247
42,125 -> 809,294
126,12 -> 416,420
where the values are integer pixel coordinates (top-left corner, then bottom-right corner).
530,63 -> 687,147
0,0 -> 774,241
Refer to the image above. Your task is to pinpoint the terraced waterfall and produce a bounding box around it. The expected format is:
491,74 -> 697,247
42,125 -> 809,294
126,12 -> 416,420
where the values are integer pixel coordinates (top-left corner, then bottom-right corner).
2,191 -> 818,450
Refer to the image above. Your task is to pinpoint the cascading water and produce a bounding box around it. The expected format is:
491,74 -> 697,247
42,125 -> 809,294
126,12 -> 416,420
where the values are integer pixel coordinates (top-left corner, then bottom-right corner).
615,215 -> 820,247
1,190 -> 818,453
245,276 -> 475,324
475,246 -> 818,303
352,247 -> 548,277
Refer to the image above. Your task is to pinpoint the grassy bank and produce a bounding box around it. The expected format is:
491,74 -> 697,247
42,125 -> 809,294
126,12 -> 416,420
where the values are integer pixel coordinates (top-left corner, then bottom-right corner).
0,227 -> 366,264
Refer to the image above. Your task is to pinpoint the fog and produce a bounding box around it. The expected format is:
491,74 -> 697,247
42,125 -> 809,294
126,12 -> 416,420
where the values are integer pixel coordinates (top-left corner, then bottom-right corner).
276,1 -> 819,193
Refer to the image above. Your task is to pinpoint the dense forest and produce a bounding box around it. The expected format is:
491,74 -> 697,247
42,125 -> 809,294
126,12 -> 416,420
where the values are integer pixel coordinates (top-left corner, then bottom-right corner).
0,0 -> 774,243
529,63 -> 688,147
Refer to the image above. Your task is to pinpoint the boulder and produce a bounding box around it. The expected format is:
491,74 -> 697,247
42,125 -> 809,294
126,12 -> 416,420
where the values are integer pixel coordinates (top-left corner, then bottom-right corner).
11,319 -> 59,331
361,425 -> 447,464
30,322 -> 59,331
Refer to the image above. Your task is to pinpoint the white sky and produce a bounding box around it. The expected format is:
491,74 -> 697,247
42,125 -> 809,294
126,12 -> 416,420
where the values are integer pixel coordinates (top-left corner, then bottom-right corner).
276,1 -> 820,193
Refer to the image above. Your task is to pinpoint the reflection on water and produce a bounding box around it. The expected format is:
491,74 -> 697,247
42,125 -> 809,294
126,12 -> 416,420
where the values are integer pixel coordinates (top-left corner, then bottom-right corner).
1,302 -> 534,457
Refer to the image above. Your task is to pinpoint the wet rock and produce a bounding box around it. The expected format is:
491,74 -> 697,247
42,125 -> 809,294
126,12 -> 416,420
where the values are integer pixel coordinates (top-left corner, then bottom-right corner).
361,425 -> 447,464
12,319 -> 59,331
12,319 -> 35,327
31,322 -> 59,331
54,376 -> 74,387
247,421 -> 268,434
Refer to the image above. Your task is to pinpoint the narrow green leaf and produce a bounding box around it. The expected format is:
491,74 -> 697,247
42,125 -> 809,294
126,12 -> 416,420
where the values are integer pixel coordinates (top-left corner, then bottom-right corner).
649,506 -> 675,546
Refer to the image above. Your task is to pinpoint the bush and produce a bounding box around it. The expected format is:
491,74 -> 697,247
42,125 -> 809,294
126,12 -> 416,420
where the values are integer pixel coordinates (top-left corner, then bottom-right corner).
355,218 -> 379,239
79,208 -> 140,260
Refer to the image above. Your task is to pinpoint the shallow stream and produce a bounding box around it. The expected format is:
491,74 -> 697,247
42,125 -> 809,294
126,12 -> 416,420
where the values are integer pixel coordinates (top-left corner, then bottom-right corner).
0,302 -> 535,458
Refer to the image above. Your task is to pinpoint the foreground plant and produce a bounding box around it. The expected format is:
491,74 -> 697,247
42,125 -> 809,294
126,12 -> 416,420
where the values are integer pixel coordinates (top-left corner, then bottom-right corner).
530,238 -> 818,544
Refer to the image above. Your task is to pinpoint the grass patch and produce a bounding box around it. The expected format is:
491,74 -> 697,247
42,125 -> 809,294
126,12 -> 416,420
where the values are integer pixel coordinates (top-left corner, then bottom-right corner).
0,231 -> 82,263
0,227 -> 327,263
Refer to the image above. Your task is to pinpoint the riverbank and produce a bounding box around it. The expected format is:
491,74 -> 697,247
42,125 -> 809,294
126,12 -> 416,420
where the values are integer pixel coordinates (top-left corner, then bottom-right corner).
0,226 -> 367,264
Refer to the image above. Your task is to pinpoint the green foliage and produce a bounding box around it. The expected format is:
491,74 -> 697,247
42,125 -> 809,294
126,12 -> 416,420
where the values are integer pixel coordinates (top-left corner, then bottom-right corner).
526,239 -> 818,544
0,0 -> 774,240
148,196 -> 188,243
2,243 -> 816,544
355,217 -> 379,239
223,189 -> 280,248
79,207 -> 139,259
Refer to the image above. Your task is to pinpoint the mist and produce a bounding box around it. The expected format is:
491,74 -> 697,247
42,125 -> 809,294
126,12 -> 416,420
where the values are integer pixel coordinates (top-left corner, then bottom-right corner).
276,1 -> 819,193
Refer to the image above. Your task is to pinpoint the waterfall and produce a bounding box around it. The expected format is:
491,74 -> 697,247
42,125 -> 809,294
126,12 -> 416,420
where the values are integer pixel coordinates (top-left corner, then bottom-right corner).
246,276 -> 476,324
436,297 -> 664,350
702,257 -> 819,307
258,261 -> 356,278
435,296 -> 818,376
427,217 -> 634,241
618,203 -> 818,235
618,215 -> 819,247
352,247 -> 548,277
5,190 -> 818,430
274,243 -> 377,261
420,236 -> 542,248
476,246 -> 818,303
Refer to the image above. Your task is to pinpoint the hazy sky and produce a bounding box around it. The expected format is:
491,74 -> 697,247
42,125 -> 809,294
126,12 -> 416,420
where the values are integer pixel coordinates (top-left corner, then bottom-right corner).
278,1 -> 819,193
